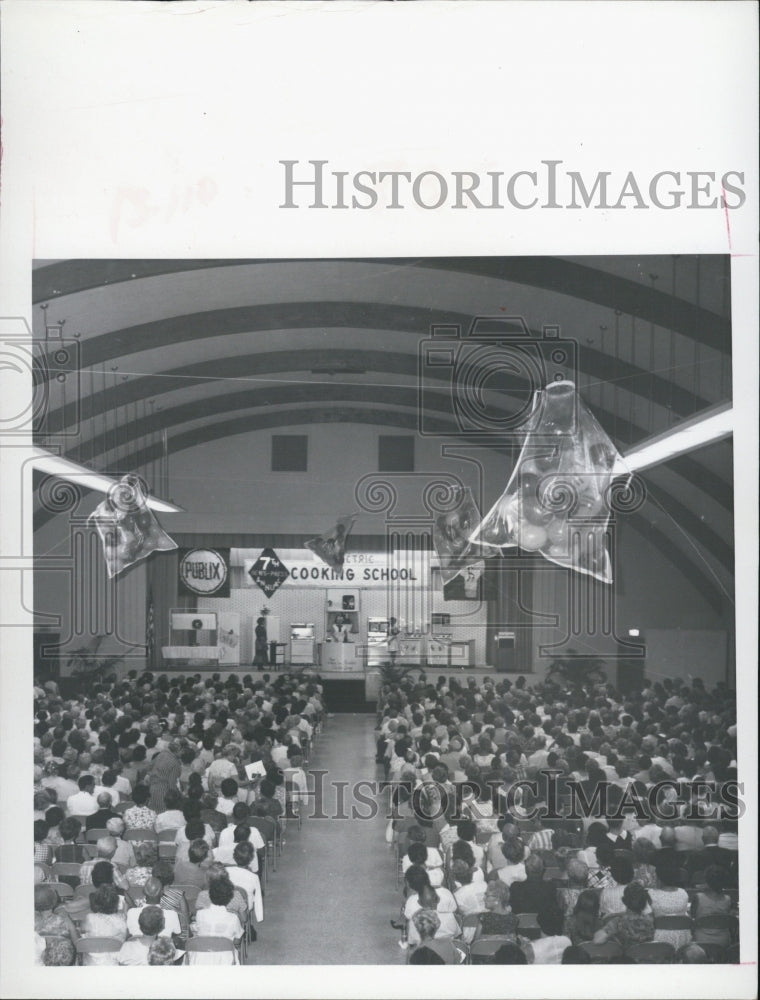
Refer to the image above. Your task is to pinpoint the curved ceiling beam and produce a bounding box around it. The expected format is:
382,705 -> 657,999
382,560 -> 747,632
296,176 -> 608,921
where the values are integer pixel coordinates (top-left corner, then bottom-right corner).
37,405 -> 728,612
66,392 -> 733,573
47,331 -> 710,426
32,257 -> 730,351
49,349 -> 730,511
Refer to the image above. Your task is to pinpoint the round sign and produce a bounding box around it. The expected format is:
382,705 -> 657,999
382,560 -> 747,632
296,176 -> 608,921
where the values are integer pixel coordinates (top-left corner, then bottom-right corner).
179,548 -> 229,595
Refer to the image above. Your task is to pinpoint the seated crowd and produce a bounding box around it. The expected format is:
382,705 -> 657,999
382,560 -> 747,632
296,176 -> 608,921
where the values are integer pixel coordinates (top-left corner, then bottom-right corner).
32,670 -> 324,965
378,670 -> 740,966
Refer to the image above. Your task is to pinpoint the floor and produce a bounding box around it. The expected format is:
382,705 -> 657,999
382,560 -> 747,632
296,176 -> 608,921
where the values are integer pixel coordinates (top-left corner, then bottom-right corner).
248,714 -> 404,964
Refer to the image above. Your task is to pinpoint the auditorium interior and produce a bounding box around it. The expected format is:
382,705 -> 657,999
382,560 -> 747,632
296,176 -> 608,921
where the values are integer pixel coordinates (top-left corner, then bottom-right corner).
29,256 -> 743,968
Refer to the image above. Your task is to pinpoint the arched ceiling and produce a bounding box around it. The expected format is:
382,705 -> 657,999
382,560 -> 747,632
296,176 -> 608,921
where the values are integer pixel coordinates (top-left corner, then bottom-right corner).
32,256 -> 734,610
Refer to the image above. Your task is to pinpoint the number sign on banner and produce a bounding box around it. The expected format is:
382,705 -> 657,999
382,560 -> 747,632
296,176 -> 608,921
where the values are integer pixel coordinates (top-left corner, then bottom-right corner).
248,547 -> 291,597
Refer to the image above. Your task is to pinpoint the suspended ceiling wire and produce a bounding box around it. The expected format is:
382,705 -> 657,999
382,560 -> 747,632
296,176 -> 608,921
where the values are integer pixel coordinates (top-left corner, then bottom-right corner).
71,354 -> 726,397
645,489 -> 734,606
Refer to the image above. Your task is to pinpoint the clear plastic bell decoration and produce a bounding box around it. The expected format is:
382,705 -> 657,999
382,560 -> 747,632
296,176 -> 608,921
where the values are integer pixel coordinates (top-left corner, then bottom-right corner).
468,380 -> 627,582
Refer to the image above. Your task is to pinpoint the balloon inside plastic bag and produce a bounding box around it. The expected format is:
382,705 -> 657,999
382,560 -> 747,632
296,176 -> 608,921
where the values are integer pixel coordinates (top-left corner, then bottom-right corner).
469,381 -> 627,582
432,485 -> 482,584
90,474 -> 178,578
305,513 -> 356,571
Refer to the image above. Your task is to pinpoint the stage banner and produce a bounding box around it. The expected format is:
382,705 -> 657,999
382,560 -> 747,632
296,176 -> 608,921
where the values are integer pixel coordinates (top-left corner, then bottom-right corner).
178,547 -> 231,597
238,548 -> 437,589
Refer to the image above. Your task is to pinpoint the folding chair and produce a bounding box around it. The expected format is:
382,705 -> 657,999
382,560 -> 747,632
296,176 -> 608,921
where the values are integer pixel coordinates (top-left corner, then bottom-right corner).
46,881 -> 74,899
653,914 -> 693,935
469,936 -> 513,964
184,936 -> 239,965
72,883 -> 97,900
52,862 -> 82,888
75,936 -> 122,965
124,829 -> 158,844
114,801 -> 134,815
158,828 -> 179,842
158,843 -> 177,860
579,941 -> 624,963
626,941 -> 675,963
173,884 -> 201,917
515,912 -> 542,941
85,828 -> 110,843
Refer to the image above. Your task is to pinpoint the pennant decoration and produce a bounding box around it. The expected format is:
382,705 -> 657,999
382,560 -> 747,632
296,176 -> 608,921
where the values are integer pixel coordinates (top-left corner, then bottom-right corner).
90,474 -> 177,578
432,485 -> 482,585
469,381 -> 627,582
305,513 -> 356,571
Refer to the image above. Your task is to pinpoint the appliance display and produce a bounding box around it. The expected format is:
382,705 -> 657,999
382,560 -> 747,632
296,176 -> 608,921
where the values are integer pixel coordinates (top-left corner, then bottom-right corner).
427,633 -> 452,666
366,617 -> 390,667
162,610 -> 220,664
290,622 -> 316,665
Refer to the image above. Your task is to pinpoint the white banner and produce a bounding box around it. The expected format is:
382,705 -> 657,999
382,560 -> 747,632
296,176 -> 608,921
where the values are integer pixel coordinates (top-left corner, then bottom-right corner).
235,548 -> 436,589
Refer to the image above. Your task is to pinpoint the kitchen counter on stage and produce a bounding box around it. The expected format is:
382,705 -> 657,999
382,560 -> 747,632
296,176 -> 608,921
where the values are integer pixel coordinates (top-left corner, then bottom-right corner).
321,641 -> 363,672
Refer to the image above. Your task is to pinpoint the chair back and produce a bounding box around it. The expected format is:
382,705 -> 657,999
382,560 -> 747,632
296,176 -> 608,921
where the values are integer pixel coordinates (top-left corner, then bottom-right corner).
158,843 -> 177,859
653,914 -> 693,931
173,884 -> 201,914
85,828 -> 110,843
124,829 -> 158,843
693,913 -> 735,931
46,881 -> 74,899
626,941 -> 675,963
73,883 -> 96,900
52,861 -> 82,881
469,936 -> 512,964
114,801 -> 134,814
579,941 -> 623,963
516,912 -> 542,940
75,936 -> 122,965
184,936 -> 237,964
158,829 -> 179,842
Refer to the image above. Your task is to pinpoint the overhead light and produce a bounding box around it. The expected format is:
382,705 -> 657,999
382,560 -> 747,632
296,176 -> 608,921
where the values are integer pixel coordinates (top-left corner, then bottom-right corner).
616,402 -> 732,474
31,447 -> 184,513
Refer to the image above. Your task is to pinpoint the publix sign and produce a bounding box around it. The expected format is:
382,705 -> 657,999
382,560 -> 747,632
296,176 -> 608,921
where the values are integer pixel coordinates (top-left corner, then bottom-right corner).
178,548 -> 231,597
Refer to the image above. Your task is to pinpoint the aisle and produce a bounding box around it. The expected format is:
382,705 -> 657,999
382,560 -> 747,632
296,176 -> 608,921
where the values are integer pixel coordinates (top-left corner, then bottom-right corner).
248,714 -> 404,964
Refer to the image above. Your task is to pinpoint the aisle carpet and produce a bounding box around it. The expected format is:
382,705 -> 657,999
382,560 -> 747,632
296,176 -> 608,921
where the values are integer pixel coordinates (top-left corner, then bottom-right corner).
247,714 -> 404,964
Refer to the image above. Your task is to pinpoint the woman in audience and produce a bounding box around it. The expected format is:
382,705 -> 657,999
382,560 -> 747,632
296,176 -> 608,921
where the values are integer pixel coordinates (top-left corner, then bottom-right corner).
403,867 -> 459,944
122,784 -> 157,832
631,837 -> 658,888
125,842 -> 159,888
563,888 -> 601,945
402,840 -> 444,888
118,906 -> 166,965
189,879 -> 243,964
493,836 -> 527,888
472,881 -> 520,940
407,909 -> 463,964
80,886 -> 128,965
148,937 -> 179,965
556,859 -> 589,918
529,905 -> 572,964
34,885 -> 79,944
691,865 -> 733,950
53,817 -> 86,863
591,882 -> 654,951
174,839 -> 213,889
195,863 -> 248,924
599,856 -> 635,918
649,861 -> 692,950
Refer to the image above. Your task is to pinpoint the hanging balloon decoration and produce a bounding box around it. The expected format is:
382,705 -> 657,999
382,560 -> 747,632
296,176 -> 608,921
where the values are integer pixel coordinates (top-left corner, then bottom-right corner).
90,473 -> 177,578
468,380 -> 628,582
432,485 -> 483,584
305,513 -> 357,571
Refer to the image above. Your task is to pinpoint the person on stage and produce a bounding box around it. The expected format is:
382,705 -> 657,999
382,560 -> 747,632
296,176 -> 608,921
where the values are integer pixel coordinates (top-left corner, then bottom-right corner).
331,614 -> 351,643
253,617 -> 268,668
387,617 -> 400,666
